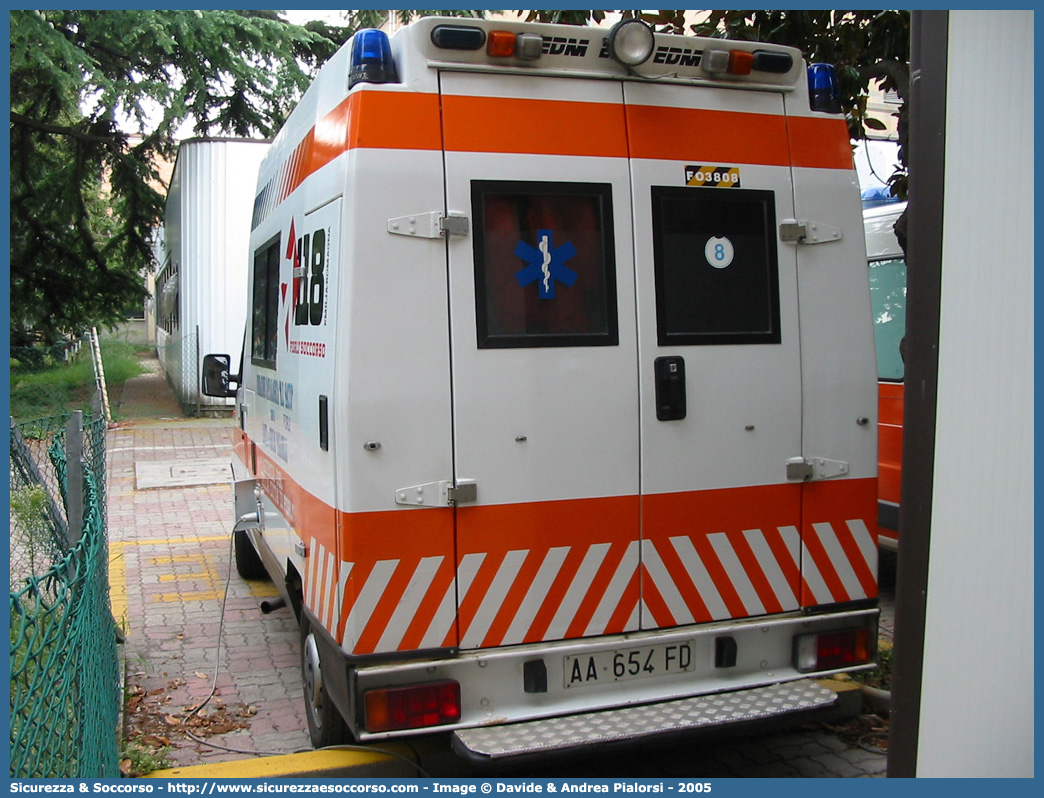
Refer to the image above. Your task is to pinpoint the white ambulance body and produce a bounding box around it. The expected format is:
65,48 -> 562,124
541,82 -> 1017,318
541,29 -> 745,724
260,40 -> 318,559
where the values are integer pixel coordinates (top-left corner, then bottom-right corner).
204,17 -> 879,762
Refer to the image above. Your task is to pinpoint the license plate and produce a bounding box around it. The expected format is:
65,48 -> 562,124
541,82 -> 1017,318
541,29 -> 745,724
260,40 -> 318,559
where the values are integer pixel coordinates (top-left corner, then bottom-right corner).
564,641 -> 694,688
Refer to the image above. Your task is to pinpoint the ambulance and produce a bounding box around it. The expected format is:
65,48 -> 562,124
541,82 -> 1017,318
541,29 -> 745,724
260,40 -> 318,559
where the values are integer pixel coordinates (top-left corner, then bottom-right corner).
864,200 -> 907,551
203,17 -> 880,762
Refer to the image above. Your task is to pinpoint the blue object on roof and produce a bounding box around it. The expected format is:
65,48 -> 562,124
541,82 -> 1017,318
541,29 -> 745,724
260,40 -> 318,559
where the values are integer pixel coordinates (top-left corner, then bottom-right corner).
861,185 -> 900,208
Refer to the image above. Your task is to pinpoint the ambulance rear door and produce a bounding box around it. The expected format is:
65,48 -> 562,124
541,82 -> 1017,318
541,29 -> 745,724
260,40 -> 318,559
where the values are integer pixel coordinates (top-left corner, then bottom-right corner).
440,71 -> 642,651
625,83 -> 806,628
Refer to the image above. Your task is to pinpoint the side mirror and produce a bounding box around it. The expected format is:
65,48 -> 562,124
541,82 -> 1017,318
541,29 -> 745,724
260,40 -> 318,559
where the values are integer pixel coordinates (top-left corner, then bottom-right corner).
201,354 -> 239,398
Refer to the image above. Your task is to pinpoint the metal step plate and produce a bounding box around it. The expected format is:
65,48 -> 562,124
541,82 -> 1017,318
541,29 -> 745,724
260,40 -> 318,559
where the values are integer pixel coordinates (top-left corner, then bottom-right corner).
453,680 -> 837,761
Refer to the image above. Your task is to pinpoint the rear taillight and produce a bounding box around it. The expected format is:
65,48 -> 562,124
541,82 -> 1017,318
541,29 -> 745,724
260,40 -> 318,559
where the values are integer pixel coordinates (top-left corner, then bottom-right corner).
364,680 -> 461,733
794,628 -> 873,673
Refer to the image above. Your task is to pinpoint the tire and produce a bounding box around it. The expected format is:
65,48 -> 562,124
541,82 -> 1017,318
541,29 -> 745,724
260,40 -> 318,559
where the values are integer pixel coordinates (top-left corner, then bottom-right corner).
234,528 -> 268,581
300,615 -> 352,748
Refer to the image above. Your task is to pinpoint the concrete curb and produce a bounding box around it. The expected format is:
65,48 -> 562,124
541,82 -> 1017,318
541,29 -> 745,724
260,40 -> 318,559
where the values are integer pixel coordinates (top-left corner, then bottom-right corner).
144,747 -> 418,779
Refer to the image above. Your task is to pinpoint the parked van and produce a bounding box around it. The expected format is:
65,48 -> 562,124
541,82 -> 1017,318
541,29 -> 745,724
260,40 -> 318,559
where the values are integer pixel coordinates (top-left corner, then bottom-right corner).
204,17 -> 880,762
864,201 -> 906,550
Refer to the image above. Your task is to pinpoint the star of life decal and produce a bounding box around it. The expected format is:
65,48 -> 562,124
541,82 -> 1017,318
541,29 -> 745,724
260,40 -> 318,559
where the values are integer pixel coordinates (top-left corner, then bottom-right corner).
514,229 -> 577,299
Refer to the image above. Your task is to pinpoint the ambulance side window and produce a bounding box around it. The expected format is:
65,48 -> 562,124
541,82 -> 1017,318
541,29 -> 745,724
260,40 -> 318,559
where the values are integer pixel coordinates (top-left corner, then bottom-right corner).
471,181 -> 618,349
651,187 -> 781,346
251,236 -> 280,368
869,257 -> 907,380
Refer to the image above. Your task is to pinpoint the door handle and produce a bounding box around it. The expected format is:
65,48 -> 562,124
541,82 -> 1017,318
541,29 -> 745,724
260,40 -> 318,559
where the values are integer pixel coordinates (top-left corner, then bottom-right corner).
654,356 -> 686,421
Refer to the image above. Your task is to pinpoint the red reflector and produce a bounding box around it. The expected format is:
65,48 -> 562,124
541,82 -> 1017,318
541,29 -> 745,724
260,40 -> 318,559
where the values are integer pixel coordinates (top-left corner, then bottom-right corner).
728,50 -> 754,76
487,30 -> 516,58
816,628 -> 872,670
364,680 -> 461,733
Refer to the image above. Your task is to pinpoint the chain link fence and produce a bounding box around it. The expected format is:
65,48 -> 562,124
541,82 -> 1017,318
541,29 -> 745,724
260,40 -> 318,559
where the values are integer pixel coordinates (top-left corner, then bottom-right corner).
9,412 -> 120,778
9,338 -> 86,375
156,327 -> 200,416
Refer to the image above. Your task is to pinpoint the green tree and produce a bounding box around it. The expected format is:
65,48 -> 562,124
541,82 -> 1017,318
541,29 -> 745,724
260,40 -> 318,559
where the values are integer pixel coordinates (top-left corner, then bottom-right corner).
9,9 -> 497,346
9,9 -> 353,345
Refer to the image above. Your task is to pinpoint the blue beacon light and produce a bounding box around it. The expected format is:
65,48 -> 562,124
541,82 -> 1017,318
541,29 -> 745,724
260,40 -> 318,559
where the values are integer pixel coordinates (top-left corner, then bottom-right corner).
807,63 -> 842,113
349,29 -> 398,89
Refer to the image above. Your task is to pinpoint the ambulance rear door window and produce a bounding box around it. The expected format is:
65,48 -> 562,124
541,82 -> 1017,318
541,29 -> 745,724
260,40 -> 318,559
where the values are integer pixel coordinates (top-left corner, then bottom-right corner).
471,181 -> 618,349
651,187 -> 781,346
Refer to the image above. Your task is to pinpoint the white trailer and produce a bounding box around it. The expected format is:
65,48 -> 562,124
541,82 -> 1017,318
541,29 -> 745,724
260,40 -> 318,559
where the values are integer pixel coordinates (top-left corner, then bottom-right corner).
156,137 -> 270,411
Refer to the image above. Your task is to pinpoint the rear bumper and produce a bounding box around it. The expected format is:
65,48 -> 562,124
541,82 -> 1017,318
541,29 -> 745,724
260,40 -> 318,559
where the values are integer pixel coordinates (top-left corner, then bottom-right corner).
350,606 -> 878,742
452,679 -> 839,763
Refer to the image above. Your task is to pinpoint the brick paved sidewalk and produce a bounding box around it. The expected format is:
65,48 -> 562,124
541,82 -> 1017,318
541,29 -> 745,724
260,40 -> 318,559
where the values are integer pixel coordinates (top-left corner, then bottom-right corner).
106,356 -> 889,776
109,357 -> 310,768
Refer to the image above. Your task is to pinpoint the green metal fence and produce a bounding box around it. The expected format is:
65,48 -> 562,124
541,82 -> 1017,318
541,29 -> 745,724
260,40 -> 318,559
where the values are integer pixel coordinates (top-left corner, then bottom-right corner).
9,413 -> 120,778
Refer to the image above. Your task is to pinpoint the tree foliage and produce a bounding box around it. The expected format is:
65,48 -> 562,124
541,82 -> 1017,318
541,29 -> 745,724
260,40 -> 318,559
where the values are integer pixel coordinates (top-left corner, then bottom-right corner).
9,9 -> 352,345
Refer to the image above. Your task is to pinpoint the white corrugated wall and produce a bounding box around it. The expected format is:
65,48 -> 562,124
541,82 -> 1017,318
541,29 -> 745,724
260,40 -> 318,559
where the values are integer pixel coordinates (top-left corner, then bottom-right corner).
160,138 -> 269,408
916,10 -> 1034,776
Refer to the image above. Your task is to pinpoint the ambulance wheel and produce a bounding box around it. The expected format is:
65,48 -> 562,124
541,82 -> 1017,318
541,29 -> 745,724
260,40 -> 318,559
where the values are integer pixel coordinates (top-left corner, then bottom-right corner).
234,528 -> 267,581
301,616 -> 351,748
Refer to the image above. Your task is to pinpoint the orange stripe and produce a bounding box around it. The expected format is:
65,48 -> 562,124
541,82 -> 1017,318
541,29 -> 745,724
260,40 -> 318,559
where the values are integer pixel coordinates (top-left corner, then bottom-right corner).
355,559 -> 414,654
335,510 -> 456,647
608,569 -> 641,632
442,95 -> 629,158
691,532 -> 748,618
337,558 -> 376,642
482,549 -> 544,648
801,528 -> 850,604
456,497 -> 640,642
525,547 -> 584,643
266,92 -> 852,221
643,484 -> 802,548
761,525 -> 802,601
456,551 -> 502,644
729,530 -> 784,615
639,563 -> 676,629
568,542 -> 629,637
399,563 -> 456,651
786,114 -> 853,170
803,479 -> 878,545
656,535 -> 714,623
456,497 -> 639,558
240,430 -> 874,651
282,91 -> 443,204
835,521 -> 878,599
627,104 -> 791,165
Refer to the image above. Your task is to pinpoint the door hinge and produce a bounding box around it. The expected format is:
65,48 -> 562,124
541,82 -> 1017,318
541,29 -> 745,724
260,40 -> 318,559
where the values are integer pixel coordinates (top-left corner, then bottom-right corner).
779,219 -> 843,245
387,211 -> 469,239
786,456 -> 849,481
395,479 -> 477,507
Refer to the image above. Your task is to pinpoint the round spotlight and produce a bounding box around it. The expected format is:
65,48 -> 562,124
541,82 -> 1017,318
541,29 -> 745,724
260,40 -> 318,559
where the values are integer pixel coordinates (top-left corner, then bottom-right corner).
607,19 -> 655,68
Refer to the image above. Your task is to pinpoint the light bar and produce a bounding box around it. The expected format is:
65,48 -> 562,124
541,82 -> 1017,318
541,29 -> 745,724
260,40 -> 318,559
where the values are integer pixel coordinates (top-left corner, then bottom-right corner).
607,19 -> 655,67
703,47 -> 795,78
808,63 -> 842,113
348,29 -> 397,89
752,50 -> 794,74
431,24 -> 485,51
487,30 -> 516,58
728,50 -> 754,76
